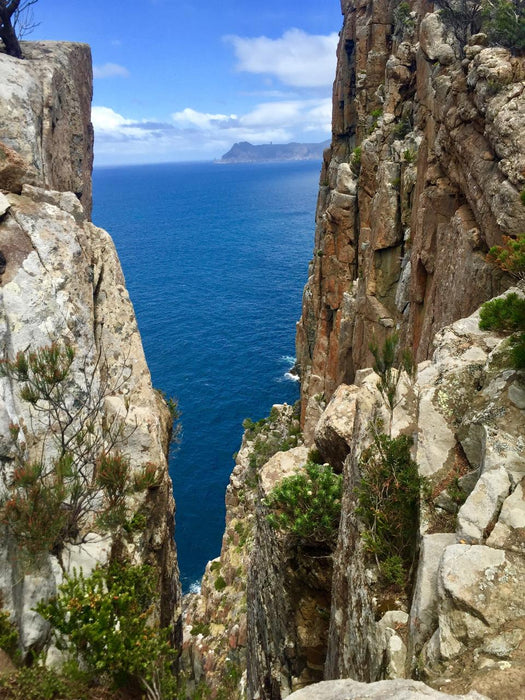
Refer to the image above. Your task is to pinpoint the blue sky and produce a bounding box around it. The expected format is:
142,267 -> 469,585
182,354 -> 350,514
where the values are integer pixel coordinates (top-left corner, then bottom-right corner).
30,1 -> 342,165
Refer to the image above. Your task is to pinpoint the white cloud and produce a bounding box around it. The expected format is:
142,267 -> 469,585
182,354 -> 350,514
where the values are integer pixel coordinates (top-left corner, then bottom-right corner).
93,63 -> 130,79
171,108 -> 238,130
92,98 -> 332,165
225,28 -> 338,88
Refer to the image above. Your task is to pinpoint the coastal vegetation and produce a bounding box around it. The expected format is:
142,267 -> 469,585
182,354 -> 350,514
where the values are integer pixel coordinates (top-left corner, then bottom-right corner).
264,458 -> 342,548
0,343 -> 176,557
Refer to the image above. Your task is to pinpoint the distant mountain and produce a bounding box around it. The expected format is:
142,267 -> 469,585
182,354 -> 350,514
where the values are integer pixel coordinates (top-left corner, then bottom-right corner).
218,140 -> 330,163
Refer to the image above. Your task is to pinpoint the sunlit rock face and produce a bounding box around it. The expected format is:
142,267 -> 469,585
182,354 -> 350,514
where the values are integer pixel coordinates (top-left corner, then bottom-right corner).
0,42 -> 93,216
0,43 -> 179,656
296,0 -> 524,435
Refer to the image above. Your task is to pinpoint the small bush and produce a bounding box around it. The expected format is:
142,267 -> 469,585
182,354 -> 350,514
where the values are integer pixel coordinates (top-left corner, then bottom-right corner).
264,461 -> 342,547
393,117 -> 411,139
214,576 -> 227,592
486,233 -> 525,280
190,622 -> 211,637
36,563 -> 174,693
0,343 -> 169,556
403,149 -> 416,163
355,432 -> 422,589
482,0 -> 525,53
479,292 -> 525,368
0,663 -> 91,700
0,606 -> 18,659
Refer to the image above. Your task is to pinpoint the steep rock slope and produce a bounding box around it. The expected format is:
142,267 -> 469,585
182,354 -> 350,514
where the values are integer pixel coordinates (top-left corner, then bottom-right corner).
246,291 -> 524,699
0,44 -> 180,655
0,42 -> 93,217
296,0 -> 524,437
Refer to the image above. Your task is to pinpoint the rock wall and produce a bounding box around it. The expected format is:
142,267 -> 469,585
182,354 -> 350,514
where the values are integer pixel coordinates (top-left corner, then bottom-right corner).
0,44 -> 179,656
296,0 -> 524,437
0,42 -> 94,217
240,291 -> 524,700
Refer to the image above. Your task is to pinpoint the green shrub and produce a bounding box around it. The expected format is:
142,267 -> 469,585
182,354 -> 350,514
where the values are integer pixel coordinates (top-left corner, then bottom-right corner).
265,461 -> 342,547
0,344 -> 168,556
482,0 -> 525,53
479,292 -> 525,368
369,332 -> 415,426
403,149 -> 416,163
355,432 -> 422,588
244,409 -> 302,472
393,117 -> 411,139
394,1 -> 415,36
487,233 -> 525,280
36,563 -> 175,693
351,146 -> 362,167
479,292 -> 525,331
0,663 -> 91,700
190,622 -> 211,637
0,606 -> 18,659
214,576 -> 227,592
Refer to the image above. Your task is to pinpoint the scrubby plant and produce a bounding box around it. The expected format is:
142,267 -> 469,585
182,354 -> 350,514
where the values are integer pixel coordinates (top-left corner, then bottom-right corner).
351,146 -> 362,172
393,0 -> 415,37
479,292 -> 525,368
214,576 -> 227,592
0,662 -> 91,700
0,603 -> 18,659
434,0 -> 483,50
369,331 -> 415,431
403,148 -> 416,163
243,407 -> 302,473
0,344 -> 175,555
392,116 -> 411,139
355,432 -> 422,589
36,563 -> 175,698
482,0 -> 525,53
486,233 -> 525,280
265,460 -> 342,548
190,622 -> 211,637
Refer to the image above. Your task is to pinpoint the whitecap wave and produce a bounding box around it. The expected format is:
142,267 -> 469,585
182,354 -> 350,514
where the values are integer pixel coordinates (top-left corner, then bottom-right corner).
188,579 -> 202,594
284,371 -> 300,382
280,355 -> 296,365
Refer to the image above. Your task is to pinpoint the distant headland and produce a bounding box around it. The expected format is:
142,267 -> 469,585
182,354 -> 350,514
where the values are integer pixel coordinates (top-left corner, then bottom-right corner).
217,139 -> 330,163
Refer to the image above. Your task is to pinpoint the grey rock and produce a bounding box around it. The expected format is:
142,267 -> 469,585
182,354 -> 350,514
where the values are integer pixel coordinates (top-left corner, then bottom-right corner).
287,678 -> 489,699
457,467 -> 511,543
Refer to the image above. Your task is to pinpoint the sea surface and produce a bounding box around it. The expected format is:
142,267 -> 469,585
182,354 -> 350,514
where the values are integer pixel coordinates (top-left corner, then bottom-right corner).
92,160 -> 320,592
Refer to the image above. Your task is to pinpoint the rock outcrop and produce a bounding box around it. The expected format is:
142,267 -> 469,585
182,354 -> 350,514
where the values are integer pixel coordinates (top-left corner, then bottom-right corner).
296,0 -> 524,436
0,44 -> 179,657
190,2 -> 524,697
0,42 -> 94,217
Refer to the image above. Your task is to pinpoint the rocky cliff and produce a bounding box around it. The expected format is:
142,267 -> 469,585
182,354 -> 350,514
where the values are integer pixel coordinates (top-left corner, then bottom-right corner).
296,0 -> 524,438
185,1 -> 524,699
0,43 -> 179,660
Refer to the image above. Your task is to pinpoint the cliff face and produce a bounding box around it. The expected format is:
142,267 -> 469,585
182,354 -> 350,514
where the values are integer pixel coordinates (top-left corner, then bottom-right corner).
188,2 -> 524,699
296,0 -> 524,437
0,44 -> 179,655
0,42 -> 93,217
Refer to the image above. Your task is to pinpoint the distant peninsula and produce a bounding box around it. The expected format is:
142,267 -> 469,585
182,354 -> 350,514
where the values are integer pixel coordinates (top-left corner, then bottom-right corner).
218,140 -> 330,163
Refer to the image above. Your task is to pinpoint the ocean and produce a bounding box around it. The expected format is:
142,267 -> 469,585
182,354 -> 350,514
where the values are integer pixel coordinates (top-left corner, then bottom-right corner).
92,160 -> 320,592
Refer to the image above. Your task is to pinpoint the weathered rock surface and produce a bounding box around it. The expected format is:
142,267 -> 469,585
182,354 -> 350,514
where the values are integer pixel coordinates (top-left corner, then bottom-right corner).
182,405 -> 305,698
287,678 -> 490,699
296,0 -> 524,431
0,43 -> 179,657
323,297 -> 525,698
0,43 -> 93,216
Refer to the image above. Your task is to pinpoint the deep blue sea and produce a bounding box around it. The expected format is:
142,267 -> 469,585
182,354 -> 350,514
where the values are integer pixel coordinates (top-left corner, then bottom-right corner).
92,160 -> 320,592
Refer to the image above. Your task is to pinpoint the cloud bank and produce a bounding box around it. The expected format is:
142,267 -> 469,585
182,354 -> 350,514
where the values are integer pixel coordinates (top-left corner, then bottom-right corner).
225,28 -> 338,88
92,97 -> 332,164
